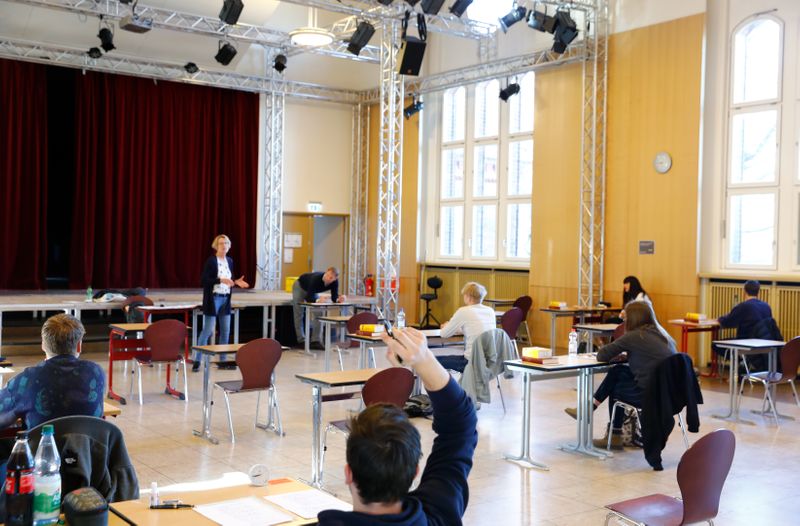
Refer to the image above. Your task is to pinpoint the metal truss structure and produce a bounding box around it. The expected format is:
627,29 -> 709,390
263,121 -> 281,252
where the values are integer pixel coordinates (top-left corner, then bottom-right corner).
6,0 -> 380,63
577,1 -> 609,307
347,103 -> 370,296
260,51 -> 286,291
375,19 -> 404,321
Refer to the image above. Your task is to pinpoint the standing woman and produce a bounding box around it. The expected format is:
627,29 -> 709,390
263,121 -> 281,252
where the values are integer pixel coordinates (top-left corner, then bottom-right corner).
192,234 -> 249,371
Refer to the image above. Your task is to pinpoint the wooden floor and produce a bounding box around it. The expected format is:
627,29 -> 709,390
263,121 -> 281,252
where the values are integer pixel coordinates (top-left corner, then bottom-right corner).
5,342 -> 800,525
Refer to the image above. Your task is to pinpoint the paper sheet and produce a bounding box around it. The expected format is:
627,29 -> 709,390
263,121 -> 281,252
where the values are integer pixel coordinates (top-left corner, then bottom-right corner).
265,489 -> 352,519
194,496 -> 293,526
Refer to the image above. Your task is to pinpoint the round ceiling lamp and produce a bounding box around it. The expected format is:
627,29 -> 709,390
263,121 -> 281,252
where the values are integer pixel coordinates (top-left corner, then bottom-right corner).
290,8 -> 334,47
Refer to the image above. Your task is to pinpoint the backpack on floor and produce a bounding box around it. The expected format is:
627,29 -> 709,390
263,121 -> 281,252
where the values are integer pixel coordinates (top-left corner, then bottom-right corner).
620,407 -> 643,447
404,394 -> 433,419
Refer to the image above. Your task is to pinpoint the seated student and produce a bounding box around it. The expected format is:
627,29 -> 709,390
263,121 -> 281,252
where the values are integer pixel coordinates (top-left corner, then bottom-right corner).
436,282 -> 497,373
0,313 -> 106,430
606,275 -> 652,324
565,301 -> 676,449
318,327 -> 478,525
713,280 -> 778,371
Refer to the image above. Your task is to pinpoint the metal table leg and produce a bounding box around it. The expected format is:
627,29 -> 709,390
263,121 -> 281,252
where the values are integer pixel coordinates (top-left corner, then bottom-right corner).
560,369 -> 612,458
713,348 -> 756,425
309,385 -> 323,488
750,348 -> 794,420
324,321 -> 332,372
549,314 -> 557,354
504,373 -> 549,470
233,308 -> 240,344
192,353 -> 219,444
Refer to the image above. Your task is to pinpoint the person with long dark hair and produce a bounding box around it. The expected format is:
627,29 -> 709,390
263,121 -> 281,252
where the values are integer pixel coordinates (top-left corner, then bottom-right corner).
565,301 -> 675,449
622,275 -> 651,306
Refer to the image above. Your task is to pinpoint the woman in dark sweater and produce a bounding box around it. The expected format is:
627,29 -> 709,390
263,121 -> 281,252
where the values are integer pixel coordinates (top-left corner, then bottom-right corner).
191,234 -> 249,371
566,301 -> 676,449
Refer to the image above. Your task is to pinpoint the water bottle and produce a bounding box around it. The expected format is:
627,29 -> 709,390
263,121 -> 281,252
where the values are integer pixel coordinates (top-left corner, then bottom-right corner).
568,329 -> 578,356
6,431 -> 34,526
85,286 -> 93,302
396,308 -> 406,329
33,425 -> 60,526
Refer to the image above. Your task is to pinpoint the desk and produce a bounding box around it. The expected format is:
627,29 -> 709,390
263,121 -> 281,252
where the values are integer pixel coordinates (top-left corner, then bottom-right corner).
295,368 -> 381,488
107,323 -> 151,404
137,304 -> 198,354
504,356 -> 612,470
711,339 -> 784,425
573,323 -> 619,353
668,319 -> 721,377
109,477 -> 319,525
103,402 -> 121,418
319,315 -> 352,372
299,302 -> 374,356
191,343 -> 244,444
540,306 -> 621,354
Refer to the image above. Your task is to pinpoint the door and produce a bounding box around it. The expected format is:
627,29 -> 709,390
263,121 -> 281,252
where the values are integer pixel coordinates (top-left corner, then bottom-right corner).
313,215 -> 347,276
282,214 -> 313,289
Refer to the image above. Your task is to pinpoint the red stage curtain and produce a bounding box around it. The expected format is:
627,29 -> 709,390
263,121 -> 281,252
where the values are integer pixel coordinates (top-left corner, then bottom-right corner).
0,59 -> 48,289
69,72 -> 259,289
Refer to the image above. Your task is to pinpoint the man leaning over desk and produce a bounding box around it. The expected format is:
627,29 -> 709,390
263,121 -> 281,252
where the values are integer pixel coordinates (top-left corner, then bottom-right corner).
292,267 -> 347,349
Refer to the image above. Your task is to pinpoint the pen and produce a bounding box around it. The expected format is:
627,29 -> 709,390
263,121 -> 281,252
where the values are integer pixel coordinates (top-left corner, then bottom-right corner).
109,505 -> 138,525
150,503 -> 194,509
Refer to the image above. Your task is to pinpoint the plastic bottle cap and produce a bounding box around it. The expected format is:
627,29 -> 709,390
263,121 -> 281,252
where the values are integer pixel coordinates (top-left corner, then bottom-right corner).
42,425 -> 54,435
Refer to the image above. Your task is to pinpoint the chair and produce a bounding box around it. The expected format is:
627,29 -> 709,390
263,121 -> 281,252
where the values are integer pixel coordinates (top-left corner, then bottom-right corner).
333,311 -> 379,370
604,429 -> 735,526
122,295 -> 153,323
27,416 -> 139,503
319,368 -> 415,483
129,319 -> 188,405
419,276 -> 443,329
500,307 -> 525,346
612,322 -> 626,341
210,338 -> 285,443
461,328 -> 519,413
607,399 -> 690,451
736,336 -> 800,423
512,295 -> 533,344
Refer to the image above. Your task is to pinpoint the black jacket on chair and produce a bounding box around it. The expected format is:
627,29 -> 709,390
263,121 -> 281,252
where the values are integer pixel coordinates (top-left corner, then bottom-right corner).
641,353 -> 703,470
28,416 -> 139,503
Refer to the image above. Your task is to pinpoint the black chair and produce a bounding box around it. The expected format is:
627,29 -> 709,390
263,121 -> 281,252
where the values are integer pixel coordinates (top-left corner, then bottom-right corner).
419,276 -> 443,329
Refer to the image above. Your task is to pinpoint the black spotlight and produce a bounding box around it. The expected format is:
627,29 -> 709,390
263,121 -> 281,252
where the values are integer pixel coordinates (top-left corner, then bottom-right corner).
405,0 -> 420,5
421,0 -> 445,15
377,0 -> 394,4
87,47 -> 102,59
347,21 -> 376,56
215,41 -> 237,65
219,0 -> 244,25
499,83 -> 520,102
273,54 -> 287,73
552,11 -> 578,54
499,5 -> 527,33
449,0 -> 473,18
184,62 -> 199,74
528,9 -> 556,33
98,27 -> 115,52
404,98 -> 423,119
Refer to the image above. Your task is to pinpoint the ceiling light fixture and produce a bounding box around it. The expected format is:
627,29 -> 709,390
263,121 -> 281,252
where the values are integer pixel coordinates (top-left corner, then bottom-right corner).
499,4 -> 527,33
449,0 -> 473,18
290,8 -> 334,47
499,83 -> 520,102
347,20 -> 376,56
219,0 -> 244,26
421,0 -> 445,15
552,11 -> 578,54
184,62 -> 199,74
404,96 -> 424,119
98,27 -> 115,52
273,54 -> 287,73
215,41 -> 238,65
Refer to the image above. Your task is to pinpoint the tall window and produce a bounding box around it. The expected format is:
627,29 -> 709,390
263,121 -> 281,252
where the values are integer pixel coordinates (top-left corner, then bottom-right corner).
437,73 -> 534,265
726,17 -> 781,268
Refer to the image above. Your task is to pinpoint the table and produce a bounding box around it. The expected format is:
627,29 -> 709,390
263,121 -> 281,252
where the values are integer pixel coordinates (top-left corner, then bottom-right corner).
295,368 -> 381,488
540,306 -> 622,354
573,323 -> 619,353
108,477 -> 318,525
103,402 -> 121,417
299,301 -> 374,356
106,323 -> 152,404
668,319 -> 721,377
711,338 -> 785,425
319,315 -> 352,372
137,303 -> 198,353
191,343 -> 244,444
504,356 -> 612,470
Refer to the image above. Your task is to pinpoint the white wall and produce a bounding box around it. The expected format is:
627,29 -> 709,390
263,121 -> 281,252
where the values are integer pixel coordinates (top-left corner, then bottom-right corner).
282,99 -> 353,215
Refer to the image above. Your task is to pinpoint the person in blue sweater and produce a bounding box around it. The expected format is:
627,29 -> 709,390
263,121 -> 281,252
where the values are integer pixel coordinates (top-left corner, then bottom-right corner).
317,327 -> 478,526
713,280 -> 777,371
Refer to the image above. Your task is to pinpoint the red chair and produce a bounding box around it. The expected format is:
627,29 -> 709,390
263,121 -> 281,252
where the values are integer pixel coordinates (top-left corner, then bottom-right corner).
512,295 -> 533,344
605,429 -> 735,526
122,295 -> 153,323
211,338 -> 284,443
334,311 -> 379,370
320,368 -> 415,484
737,337 -> 800,423
500,307 -> 525,351
130,319 -> 188,405
612,322 -> 626,341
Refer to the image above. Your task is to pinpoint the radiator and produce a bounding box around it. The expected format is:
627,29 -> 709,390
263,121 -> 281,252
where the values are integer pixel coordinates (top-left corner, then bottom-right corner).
776,287 -> 800,340
706,280 -> 800,339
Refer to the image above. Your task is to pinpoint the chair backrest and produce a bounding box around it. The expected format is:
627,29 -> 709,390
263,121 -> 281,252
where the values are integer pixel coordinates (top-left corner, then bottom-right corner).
123,295 -> 153,323
236,338 -> 282,390
475,328 -> 517,364
361,368 -> 415,407
677,429 -> 735,524
144,319 -> 186,362
27,415 -> 139,502
779,337 -> 800,379
500,307 -> 524,340
612,323 -> 626,341
512,295 -> 532,317
346,311 -> 379,334
427,276 -> 443,294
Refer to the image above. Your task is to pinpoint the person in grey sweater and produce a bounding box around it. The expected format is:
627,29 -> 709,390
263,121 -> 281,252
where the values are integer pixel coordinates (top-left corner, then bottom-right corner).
565,301 -> 676,449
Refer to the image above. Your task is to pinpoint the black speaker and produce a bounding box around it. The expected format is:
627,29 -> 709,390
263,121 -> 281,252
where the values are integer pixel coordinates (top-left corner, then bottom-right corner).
398,37 -> 426,76
219,0 -> 244,25
215,42 -> 238,65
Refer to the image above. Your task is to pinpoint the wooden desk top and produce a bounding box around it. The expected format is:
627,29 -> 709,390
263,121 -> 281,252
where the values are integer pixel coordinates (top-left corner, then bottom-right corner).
505,356 -> 610,373
346,332 -> 384,342
103,402 -> 121,417
109,478 -> 318,526
540,306 -> 621,314
573,323 -> 620,332
668,319 -> 720,328
137,304 -> 200,312
109,323 -> 151,333
318,315 -> 353,323
296,368 -> 382,388
191,344 -> 244,355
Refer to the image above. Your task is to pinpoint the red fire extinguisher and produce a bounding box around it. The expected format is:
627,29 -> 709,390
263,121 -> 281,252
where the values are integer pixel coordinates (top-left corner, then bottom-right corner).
364,274 -> 374,296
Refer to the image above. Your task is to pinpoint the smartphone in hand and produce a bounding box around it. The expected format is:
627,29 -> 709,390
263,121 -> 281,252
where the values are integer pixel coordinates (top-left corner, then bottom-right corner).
382,320 -> 403,364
